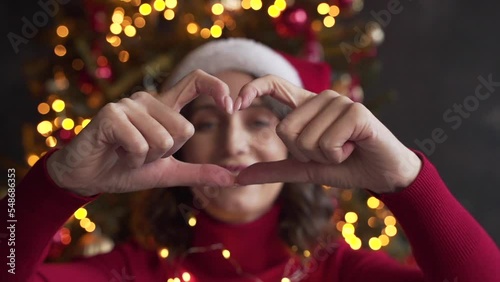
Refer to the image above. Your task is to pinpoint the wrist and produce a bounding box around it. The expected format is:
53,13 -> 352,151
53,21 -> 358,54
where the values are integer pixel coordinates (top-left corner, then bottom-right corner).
394,150 -> 422,192
46,150 -> 94,197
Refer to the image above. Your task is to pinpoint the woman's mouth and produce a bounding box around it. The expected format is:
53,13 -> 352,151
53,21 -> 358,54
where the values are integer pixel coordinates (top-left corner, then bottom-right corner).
220,164 -> 249,174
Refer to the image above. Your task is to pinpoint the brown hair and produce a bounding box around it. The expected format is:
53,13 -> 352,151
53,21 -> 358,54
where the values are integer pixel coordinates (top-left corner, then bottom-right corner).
130,72 -> 336,260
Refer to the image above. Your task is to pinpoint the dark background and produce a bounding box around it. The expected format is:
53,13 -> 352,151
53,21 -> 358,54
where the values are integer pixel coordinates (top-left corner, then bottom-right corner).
2,0 -> 499,246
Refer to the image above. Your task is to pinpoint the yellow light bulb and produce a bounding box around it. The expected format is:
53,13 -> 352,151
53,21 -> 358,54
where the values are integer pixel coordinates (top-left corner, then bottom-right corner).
344,212 -> 358,223
182,272 -> 191,281
367,196 -> 380,209
159,248 -> 169,258
317,3 -> 330,15
139,3 -> 152,15
368,237 -> 382,250
210,25 -> 222,38
212,3 -> 224,15
62,118 -> 75,130
74,208 -> 87,220
188,217 -> 197,227
323,16 -> 335,28
164,9 -> 175,20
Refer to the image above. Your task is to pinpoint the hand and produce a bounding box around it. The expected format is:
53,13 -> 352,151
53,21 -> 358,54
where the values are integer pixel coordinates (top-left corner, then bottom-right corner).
234,75 -> 422,194
47,70 -> 236,196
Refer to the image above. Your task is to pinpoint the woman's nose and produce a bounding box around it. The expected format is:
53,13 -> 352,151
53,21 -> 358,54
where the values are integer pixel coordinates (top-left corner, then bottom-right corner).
222,120 -> 250,156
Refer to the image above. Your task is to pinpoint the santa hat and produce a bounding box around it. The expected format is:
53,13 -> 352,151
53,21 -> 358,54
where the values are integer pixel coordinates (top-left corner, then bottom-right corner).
163,37 -> 332,94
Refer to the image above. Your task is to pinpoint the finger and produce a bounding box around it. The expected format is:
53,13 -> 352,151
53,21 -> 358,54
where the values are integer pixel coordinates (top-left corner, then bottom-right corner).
236,159 -> 356,189
100,103 -> 150,168
236,75 -> 316,110
320,103 -> 372,163
129,91 -> 194,157
296,94 -> 354,163
119,98 -> 174,163
160,69 -> 231,113
276,91 -> 342,162
158,159 -> 236,188
236,159 -> 316,185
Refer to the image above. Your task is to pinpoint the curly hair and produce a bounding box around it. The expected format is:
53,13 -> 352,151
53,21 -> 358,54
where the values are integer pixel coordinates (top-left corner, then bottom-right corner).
130,81 -> 337,260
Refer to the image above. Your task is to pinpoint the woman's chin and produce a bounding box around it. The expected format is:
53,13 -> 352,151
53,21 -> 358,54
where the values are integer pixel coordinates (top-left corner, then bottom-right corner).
193,184 -> 283,223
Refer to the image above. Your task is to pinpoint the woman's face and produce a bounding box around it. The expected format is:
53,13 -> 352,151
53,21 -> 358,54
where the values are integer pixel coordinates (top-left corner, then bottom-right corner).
182,71 -> 288,223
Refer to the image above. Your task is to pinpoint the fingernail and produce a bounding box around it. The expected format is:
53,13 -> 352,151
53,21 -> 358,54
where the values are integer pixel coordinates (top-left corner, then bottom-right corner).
225,96 -> 233,114
234,97 -> 242,111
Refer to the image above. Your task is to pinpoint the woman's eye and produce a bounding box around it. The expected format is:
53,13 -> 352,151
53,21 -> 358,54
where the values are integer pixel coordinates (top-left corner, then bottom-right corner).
251,120 -> 271,128
194,121 -> 217,131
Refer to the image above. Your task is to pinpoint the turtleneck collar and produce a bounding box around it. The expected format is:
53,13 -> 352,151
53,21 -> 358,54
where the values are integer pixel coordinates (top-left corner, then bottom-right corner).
184,201 -> 291,278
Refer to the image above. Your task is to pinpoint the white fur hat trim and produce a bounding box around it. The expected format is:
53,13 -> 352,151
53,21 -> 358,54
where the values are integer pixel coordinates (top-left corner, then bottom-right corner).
163,37 -> 303,89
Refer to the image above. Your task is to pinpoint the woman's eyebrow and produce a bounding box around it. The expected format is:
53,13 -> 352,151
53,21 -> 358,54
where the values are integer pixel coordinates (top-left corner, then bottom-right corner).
191,103 -> 267,114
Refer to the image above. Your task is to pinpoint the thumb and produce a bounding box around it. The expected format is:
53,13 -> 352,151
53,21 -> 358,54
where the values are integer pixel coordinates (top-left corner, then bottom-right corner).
236,159 -> 314,185
159,159 -> 236,188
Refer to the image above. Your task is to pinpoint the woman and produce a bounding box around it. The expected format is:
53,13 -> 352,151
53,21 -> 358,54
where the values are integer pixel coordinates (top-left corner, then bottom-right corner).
1,38 -> 498,282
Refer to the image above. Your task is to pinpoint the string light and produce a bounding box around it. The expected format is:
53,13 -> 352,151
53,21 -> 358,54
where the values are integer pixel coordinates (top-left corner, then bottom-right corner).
158,215 -> 316,281
124,25 -> 137,37
27,154 -> 40,167
344,212 -> 358,223
164,9 -> 175,20
37,120 -> 53,135
56,25 -> 69,37
165,0 -> 177,9
153,0 -> 166,11
329,5 -> 340,17
323,16 -> 335,28
368,237 -> 381,250
82,118 -> 91,128
62,118 -> 75,130
274,0 -> 287,11
384,215 -> 396,226
134,16 -> 146,28
74,125 -> 83,135
188,216 -> 197,226
366,196 -> 380,209
210,25 -> 222,38
241,0 -> 251,10
200,28 -> 210,39
211,3 -> 224,15
250,0 -> 262,10
268,5 -> 280,18
38,103 -> 50,114
159,248 -> 169,258
317,3 -> 330,15
54,44 -> 67,56
122,16 -> 133,26
45,136 -> 57,147
186,23 -> 199,34
118,50 -> 130,62
139,3 -> 152,15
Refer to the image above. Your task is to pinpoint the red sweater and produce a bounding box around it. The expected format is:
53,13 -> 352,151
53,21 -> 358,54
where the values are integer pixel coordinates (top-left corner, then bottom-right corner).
1,150 -> 499,282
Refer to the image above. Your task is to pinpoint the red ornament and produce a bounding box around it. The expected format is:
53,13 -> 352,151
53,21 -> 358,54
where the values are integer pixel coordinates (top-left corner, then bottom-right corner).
274,7 -> 310,38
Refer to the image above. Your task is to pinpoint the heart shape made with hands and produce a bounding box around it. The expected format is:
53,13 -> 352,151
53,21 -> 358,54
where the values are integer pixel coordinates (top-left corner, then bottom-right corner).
158,70 -> 333,190
166,71 -> 366,191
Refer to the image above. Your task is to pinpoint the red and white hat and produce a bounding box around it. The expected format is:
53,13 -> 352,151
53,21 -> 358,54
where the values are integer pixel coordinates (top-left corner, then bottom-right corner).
163,37 -> 332,94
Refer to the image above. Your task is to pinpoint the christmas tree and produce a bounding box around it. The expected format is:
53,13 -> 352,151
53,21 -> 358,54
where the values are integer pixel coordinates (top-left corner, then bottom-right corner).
4,0 -> 414,265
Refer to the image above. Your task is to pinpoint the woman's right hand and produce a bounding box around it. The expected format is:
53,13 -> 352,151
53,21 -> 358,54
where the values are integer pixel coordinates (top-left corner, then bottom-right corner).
47,70 -> 236,196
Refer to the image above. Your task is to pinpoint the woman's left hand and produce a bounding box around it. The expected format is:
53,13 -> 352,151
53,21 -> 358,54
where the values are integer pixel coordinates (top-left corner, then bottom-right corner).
234,75 -> 422,194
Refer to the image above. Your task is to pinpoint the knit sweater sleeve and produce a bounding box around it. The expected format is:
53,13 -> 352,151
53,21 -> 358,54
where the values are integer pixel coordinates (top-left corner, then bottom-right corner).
0,150 -> 132,282
336,150 -> 500,282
